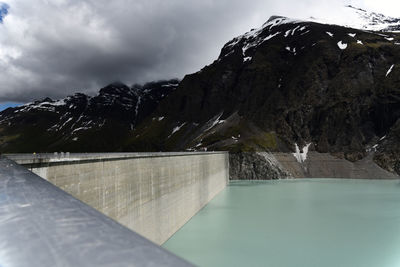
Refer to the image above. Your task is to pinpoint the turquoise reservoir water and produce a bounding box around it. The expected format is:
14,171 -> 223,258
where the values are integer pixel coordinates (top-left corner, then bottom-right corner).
163,179 -> 400,267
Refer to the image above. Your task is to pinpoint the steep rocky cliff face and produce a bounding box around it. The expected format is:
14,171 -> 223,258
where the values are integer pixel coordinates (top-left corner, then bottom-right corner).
374,121 -> 400,173
229,152 -> 291,180
127,17 -> 400,174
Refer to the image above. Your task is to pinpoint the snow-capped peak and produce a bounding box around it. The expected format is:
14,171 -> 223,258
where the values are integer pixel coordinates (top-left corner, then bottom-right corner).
227,16 -> 303,46
262,16 -> 304,29
309,5 -> 400,32
222,16 -> 308,60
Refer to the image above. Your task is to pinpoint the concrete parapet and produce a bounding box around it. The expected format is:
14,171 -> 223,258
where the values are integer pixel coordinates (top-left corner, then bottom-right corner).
9,152 -> 229,244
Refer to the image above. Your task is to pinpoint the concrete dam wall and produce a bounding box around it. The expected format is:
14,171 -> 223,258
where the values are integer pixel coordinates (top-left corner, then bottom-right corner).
8,152 -> 229,245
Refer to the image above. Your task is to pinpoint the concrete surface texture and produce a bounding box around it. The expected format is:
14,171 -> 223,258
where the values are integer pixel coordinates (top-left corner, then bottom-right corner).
11,152 -> 229,244
274,152 -> 399,179
0,157 -> 193,267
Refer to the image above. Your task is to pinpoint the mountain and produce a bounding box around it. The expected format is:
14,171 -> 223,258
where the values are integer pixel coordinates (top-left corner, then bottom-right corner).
125,16 -> 400,173
1,11 -> 400,175
344,5 -> 400,32
0,80 -> 179,152
309,5 -> 400,32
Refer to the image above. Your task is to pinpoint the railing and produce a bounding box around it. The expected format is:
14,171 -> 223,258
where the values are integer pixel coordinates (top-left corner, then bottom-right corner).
0,157 -> 193,267
6,151 -> 227,166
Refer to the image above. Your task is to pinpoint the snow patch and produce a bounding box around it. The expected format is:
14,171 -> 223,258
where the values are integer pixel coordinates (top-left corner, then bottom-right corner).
308,5 -> 400,32
385,37 -> 394,41
194,142 -> 203,148
292,143 -> 312,163
284,26 -> 301,37
386,64 -> 395,77
337,41 -> 348,50
203,113 -> 224,133
224,16 -> 310,60
169,122 -> 186,138
58,117 -> 73,130
264,31 -> 281,42
263,17 -> 304,29
285,46 -> 297,55
348,33 -> 356,37
241,30 -> 281,56
161,83 -> 179,87
17,99 -> 67,113
134,96 -> 141,116
366,143 -> 379,153
357,40 -> 363,45
300,30 -> 310,35
231,136 -> 239,142
284,26 -> 307,37
243,56 -> 252,62
71,126 -> 90,134
326,32 -> 334,37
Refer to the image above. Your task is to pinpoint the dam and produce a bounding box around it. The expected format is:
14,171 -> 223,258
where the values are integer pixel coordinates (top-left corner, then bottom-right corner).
0,152 -> 229,266
6,152 -> 229,245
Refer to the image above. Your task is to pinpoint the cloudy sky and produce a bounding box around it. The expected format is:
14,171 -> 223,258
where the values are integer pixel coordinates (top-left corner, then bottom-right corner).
0,0 -> 399,105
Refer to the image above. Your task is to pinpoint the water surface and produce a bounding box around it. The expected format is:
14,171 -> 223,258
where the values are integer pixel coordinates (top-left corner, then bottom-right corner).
163,179 -> 400,267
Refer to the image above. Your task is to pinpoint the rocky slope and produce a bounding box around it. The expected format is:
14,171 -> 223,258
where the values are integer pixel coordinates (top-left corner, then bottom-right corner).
0,80 -> 179,152
126,16 -> 400,174
229,152 -> 291,180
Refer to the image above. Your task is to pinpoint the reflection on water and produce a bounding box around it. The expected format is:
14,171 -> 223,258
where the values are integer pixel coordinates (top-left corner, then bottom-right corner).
163,179 -> 400,267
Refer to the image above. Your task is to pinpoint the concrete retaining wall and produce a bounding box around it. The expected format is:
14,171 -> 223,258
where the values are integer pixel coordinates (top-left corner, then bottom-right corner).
10,152 -> 229,244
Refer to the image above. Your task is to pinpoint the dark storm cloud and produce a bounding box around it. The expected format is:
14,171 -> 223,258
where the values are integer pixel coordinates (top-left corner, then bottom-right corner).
0,0 -> 273,102
0,0 -> 398,102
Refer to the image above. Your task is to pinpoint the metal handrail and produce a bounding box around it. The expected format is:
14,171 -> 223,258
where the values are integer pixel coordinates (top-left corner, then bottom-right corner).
0,157 -> 192,267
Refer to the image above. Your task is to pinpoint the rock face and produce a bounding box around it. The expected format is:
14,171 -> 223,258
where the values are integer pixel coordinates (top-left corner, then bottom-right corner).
229,152 -> 291,180
0,80 -> 179,152
374,120 -> 400,173
127,17 -> 400,175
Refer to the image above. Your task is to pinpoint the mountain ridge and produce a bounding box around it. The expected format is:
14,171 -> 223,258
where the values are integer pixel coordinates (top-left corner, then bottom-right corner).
127,15 -> 400,174
1,11 -> 400,175
0,79 -> 179,152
